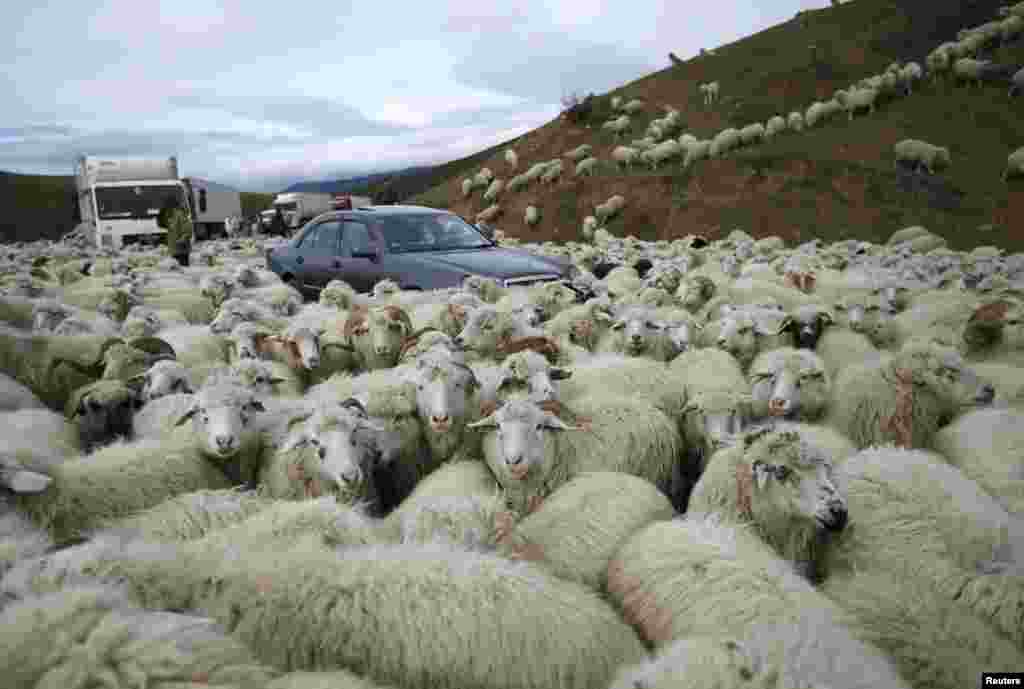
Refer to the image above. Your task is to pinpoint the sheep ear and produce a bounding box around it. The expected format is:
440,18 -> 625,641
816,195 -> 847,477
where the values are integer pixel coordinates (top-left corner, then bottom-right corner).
339,397 -> 368,418
772,316 -> 795,335
267,377 -> 288,386
610,321 -> 626,331
244,399 -> 266,413
124,374 -> 147,396
593,311 -> 614,324
818,310 -> 835,326
541,412 -> 577,431
0,467 -> 53,494
550,367 -> 572,381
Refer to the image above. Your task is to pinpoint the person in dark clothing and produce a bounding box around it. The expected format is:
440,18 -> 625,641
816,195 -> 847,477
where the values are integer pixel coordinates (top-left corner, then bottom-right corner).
270,207 -> 288,237
158,196 -> 193,267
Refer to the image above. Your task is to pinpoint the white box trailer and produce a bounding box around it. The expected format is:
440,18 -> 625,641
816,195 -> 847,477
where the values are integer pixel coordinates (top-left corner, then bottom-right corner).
272,191 -> 334,229
75,155 -> 190,249
183,177 -> 242,240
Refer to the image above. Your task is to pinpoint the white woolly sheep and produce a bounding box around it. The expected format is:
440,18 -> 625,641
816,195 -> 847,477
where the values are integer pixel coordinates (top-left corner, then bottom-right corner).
482,178 -> 505,203
1004,145 -> 1024,181
611,145 -> 639,170
574,156 -> 598,176
136,358 -> 194,402
640,140 -> 682,169
595,194 -> 626,224
787,110 -> 804,132
764,115 -> 786,138
461,178 -> 474,198
468,395 -> 680,515
835,86 -> 878,120
540,160 -> 563,184
563,144 -> 593,161
0,372 -> 46,411
622,98 -> 646,114
700,81 -> 720,106
73,538 -> 648,689
506,173 -> 529,192
603,115 -> 632,137
953,57 -> 992,88
709,128 -> 741,157
595,306 -> 677,362
453,306 -> 554,362
610,95 -> 622,110
338,304 -> 414,372
738,123 -> 765,146
827,339 -> 995,450
504,148 -> 518,170
524,205 -> 540,226
893,138 -> 951,174
814,326 -> 882,381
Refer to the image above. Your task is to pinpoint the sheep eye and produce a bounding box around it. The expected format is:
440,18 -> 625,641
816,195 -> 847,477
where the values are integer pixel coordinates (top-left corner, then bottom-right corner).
310,437 -> 320,446
535,424 -> 544,431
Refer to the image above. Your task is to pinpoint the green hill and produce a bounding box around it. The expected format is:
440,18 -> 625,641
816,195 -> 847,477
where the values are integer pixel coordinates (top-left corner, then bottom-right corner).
407,0 -> 1024,252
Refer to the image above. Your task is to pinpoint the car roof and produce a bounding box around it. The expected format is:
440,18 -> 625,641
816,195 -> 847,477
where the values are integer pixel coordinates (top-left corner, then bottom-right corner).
329,204 -> 450,218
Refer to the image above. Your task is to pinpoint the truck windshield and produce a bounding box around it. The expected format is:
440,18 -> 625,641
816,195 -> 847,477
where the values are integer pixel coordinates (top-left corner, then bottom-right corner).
274,202 -> 298,212
379,214 -> 493,253
96,185 -> 186,220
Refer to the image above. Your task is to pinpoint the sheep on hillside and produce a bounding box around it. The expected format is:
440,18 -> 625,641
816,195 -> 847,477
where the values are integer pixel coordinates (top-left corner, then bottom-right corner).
504,148 -> 518,170
835,86 -> 879,120
563,144 -> 593,161
1004,145 -> 1024,181
524,205 -> 540,226
893,138 -> 951,174
574,156 -> 598,176
611,145 -> 639,169
787,111 -> 804,132
700,81 -> 720,106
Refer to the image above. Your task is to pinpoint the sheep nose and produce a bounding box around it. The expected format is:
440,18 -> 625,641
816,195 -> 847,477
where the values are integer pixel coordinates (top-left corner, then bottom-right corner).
768,398 -> 788,416
214,435 -> 234,451
318,446 -> 326,459
826,506 -> 848,532
507,453 -> 524,466
977,383 -> 996,404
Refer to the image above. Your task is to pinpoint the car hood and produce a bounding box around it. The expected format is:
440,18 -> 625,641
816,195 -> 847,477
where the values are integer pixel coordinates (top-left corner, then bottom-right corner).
396,247 -> 567,279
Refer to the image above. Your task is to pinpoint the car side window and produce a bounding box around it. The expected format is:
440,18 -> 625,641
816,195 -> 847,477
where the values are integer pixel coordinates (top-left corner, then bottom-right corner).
304,220 -> 343,252
296,225 -> 320,248
342,221 -> 372,256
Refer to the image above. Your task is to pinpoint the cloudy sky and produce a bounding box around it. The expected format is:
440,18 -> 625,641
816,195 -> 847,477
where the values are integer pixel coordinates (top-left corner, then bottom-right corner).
2,0 -> 820,191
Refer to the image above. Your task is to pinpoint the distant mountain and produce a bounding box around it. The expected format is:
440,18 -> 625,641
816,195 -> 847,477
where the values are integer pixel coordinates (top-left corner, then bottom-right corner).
281,166 -> 434,194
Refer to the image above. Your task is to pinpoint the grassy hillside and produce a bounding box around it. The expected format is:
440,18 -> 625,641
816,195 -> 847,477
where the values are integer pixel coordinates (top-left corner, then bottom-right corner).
409,0 -> 1024,252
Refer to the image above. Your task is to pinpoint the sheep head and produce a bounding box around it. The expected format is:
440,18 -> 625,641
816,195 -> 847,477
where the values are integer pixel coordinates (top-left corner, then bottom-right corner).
319,279 -> 356,310
892,341 -> 995,412
748,348 -> 830,422
733,426 -> 848,580
345,305 -> 413,370
788,304 -> 834,350
410,352 -> 479,434
676,276 -> 716,313
67,378 -> 146,452
610,308 -> 666,357
31,302 -> 72,333
174,384 -> 267,460
277,399 -> 390,507
134,359 -> 194,401
467,400 -> 582,482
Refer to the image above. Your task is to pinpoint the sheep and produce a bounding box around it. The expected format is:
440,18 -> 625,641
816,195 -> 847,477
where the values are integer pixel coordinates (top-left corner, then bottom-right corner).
208,297 -> 287,335
476,203 -> 502,224
0,372 -> 46,411
30,299 -> 120,337
814,326 -> 882,381
821,445 -> 1024,649
503,147 -> 518,170
543,298 -> 616,352
540,160 -> 563,184
747,348 -> 831,423
471,167 -> 494,190
496,472 -> 674,591
804,101 -> 829,128
611,145 -> 639,170
1004,146 -> 1024,181
120,304 -> 187,338
700,81 -> 720,106
622,98 -> 646,113
563,144 -> 593,161
932,408 -> 1024,513
835,86 -> 878,120
764,115 -> 786,138
787,110 -> 804,132
738,123 -> 765,147
71,538 -> 647,689
482,178 -> 505,204
595,306 -> 678,362
136,358 -> 194,402
0,586 -> 276,686
467,395 -> 680,515
594,195 -> 627,225
704,308 -> 788,372
893,138 -> 951,175
8,383 -> 269,545
607,512 -> 844,649
640,140 -> 682,169
461,275 -> 505,304
461,178 -> 475,198
828,339 -> 995,450
259,399 -> 399,514
709,128 -> 741,157
603,115 -> 632,137
339,304 -> 414,371
574,156 -> 598,176
453,306 -> 556,362
202,358 -> 305,399
65,378 -> 145,452
953,57 -> 992,88
523,205 -> 541,228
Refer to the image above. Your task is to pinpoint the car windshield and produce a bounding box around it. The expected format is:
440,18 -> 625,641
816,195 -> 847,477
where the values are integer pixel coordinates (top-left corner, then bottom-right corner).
274,202 -> 298,212
95,184 -> 187,220
378,214 -> 492,253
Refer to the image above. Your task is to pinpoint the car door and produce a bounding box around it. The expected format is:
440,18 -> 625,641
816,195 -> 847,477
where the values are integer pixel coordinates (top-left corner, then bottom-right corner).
333,219 -> 381,292
293,219 -> 343,290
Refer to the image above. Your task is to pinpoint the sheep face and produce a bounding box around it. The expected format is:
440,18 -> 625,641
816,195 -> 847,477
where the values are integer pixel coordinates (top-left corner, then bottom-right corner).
286,327 -> 322,370
121,309 -> 162,338
676,277 -> 715,313
139,360 -> 193,401
899,344 -> 995,409
739,428 -> 848,541
511,304 -> 545,329
411,355 -> 479,434
713,313 -> 762,370
495,351 -> 569,405
174,386 -> 267,460
788,305 -> 833,350
664,319 -> 702,355
346,306 -> 413,370
610,309 -> 665,356
279,402 -> 387,504
748,349 -> 830,422
467,400 -> 577,481
70,381 -> 145,452
199,275 -> 235,308
834,295 -> 888,335
52,317 -> 96,337
96,290 -> 138,323
319,280 -> 356,310
209,303 -> 251,335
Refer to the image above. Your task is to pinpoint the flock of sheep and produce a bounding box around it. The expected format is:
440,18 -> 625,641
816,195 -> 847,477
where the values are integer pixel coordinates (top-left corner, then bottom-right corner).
0,4 -> 1023,689
460,0 -> 1024,233
1,211 -> 1024,689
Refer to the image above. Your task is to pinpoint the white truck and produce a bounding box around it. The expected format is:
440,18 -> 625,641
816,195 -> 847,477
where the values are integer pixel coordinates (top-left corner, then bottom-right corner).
183,177 -> 242,240
330,194 -> 373,210
272,191 -> 335,229
74,155 -> 190,249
